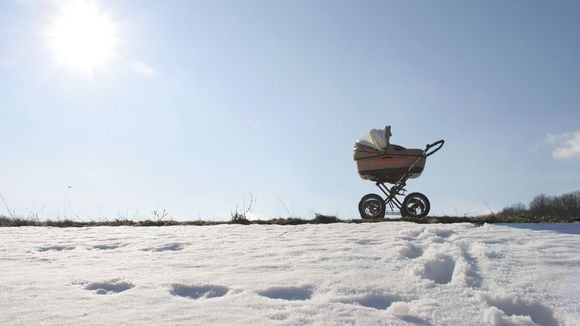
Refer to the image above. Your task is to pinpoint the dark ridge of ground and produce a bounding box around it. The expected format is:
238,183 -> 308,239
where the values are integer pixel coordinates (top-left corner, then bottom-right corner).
0,214 -> 578,228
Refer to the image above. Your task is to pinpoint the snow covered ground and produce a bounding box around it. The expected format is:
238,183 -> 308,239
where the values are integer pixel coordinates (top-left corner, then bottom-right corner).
0,222 -> 578,325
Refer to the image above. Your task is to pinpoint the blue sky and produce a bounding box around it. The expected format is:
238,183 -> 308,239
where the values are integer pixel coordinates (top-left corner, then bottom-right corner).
1,0 -> 579,220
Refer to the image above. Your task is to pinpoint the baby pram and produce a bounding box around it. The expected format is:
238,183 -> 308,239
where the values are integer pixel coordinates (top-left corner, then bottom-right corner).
353,125 -> 444,219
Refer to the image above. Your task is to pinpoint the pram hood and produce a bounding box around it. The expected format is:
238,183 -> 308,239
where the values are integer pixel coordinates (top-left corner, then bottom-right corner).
356,125 -> 392,151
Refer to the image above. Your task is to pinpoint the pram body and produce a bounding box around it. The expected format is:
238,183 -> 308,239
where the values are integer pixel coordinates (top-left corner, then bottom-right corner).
353,126 -> 444,219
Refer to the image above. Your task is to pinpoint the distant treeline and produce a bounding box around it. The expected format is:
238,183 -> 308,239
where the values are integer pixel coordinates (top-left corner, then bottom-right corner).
500,190 -> 580,218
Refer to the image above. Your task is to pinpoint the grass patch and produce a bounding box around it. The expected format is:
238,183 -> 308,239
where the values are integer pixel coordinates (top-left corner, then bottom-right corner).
0,214 -> 578,228
312,213 -> 340,224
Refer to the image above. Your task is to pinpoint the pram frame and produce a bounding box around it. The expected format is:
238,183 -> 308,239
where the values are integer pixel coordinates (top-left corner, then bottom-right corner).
359,139 -> 444,218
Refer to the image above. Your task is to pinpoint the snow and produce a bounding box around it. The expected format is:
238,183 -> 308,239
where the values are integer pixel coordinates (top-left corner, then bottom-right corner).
0,222 -> 578,325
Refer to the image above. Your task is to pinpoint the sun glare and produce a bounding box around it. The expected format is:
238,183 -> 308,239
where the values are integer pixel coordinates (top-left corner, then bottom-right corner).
48,1 -> 118,75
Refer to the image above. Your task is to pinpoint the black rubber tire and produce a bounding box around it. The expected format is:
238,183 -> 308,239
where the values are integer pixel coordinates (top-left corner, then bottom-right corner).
401,192 -> 430,218
358,194 -> 386,220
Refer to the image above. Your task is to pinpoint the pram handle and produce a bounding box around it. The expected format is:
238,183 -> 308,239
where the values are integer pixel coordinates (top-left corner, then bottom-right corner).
424,139 -> 445,157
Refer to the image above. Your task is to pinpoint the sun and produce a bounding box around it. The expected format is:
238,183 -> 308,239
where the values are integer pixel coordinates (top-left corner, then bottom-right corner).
47,1 -> 118,75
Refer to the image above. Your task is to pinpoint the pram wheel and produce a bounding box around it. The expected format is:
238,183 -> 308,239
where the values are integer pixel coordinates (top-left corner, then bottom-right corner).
401,192 -> 430,218
358,193 -> 385,219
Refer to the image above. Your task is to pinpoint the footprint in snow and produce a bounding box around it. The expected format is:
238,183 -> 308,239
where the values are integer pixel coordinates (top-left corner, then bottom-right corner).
404,228 -> 425,238
143,242 -> 184,252
484,294 -> 559,326
417,255 -> 456,285
459,245 -> 483,288
84,279 -> 135,295
37,245 -> 75,252
169,284 -> 229,300
398,243 -> 423,259
433,229 -> 455,239
337,293 -> 404,310
354,239 -> 383,246
486,251 -> 504,259
257,286 -> 312,301
92,244 -> 121,250
269,313 -> 289,321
